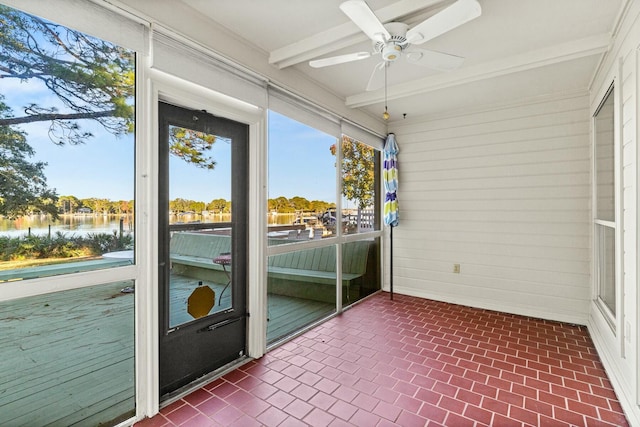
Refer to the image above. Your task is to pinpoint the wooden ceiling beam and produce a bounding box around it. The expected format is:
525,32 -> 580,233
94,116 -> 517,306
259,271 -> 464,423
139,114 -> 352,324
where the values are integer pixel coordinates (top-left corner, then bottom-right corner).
346,33 -> 611,107
268,0 -> 444,69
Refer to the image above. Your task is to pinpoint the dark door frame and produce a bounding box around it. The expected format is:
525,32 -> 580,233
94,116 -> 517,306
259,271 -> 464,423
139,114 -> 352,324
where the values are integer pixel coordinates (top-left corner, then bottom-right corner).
158,101 -> 249,397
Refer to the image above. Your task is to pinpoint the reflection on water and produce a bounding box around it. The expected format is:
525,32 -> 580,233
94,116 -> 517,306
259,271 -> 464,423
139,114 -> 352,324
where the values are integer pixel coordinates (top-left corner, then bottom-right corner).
269,213 -> 297,225
0,215 -> 134,238
173,212 -> 298,226
0,213 -> 300,237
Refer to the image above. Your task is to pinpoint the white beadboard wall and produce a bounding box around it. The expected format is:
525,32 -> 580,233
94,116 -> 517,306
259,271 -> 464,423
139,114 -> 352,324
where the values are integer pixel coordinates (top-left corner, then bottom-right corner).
388,94 -> 591,325
587,1 -> 640,424
619,41 -> 637,383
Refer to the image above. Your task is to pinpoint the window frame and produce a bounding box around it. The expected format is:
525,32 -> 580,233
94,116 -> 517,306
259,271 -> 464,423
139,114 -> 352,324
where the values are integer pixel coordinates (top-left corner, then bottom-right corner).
592,80 -> 620,332
0,3 -> 144,425
265,100 -> 383,347
0,4 -> 140,302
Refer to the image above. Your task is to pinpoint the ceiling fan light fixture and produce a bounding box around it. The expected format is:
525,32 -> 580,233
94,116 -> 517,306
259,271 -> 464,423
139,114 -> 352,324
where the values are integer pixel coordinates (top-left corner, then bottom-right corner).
310,0 -> 481,97
382,44 -> 403,62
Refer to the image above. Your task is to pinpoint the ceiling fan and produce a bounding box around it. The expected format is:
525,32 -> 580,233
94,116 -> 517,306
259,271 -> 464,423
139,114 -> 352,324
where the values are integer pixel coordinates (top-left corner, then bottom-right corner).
309,0 -> 482,91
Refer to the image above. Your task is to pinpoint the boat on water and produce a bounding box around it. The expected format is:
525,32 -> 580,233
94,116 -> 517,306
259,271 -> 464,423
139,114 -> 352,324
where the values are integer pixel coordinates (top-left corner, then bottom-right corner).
293,216 -> 318,226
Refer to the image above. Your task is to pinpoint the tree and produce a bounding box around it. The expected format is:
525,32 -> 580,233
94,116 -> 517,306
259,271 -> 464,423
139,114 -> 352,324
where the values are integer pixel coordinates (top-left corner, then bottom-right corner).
189,201 -> 206,214
0,5 -> 135,145
336,136 -> 375,210
207,198 -> 229,213
0,99 -> 58,218
0,4 -> 220,167
269,196 -> 294,213
80,197 -> 111,215
170,198 -> 207,214
309,200 -> 333,213
169,127 -> 219,170
57,195 -> 80,214
118,200 -> 132,215
0,5 -> 220,217
331,136 -> 376,230
290,196 -> 310,211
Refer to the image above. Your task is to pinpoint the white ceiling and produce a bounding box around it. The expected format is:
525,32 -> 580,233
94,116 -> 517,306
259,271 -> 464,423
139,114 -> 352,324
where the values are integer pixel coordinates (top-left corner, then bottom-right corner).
179,0 -> 624,121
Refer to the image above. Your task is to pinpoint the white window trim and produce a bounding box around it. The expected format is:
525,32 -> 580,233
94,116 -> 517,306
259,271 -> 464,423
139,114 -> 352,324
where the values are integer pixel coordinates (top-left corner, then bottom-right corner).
591,74 -> 623,344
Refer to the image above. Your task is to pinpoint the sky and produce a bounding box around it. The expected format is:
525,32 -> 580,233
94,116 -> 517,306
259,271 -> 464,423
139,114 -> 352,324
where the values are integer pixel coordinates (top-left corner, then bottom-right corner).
268,111 -> 337,204
2,79 -> 338,204
0,7 -> 340,205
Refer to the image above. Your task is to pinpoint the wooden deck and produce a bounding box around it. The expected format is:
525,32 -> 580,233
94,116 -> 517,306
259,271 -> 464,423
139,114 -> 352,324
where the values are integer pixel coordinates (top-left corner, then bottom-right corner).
0,275 -> 334,426
168,275 -> 334,342
168,275 -> 232,328
0,281 -> 136,427
267,294 -> 334,344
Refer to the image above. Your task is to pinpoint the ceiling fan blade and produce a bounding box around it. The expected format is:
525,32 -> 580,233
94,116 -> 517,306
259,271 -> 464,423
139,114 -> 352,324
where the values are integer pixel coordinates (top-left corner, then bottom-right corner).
405,48 -> 465,71
339,0 -> 390,43
309,52 -> 371,68
405,0 -> 481,45
366,62 -> 386,91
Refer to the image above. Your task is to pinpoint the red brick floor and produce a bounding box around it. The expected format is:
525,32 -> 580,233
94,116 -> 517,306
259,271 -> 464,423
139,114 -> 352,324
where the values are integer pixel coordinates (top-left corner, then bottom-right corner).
136,293 -> 629,426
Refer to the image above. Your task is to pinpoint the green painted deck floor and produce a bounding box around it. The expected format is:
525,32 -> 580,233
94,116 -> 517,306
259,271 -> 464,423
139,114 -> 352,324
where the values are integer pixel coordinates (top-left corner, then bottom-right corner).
0,276 -> 332,427
0,281 -> 136,427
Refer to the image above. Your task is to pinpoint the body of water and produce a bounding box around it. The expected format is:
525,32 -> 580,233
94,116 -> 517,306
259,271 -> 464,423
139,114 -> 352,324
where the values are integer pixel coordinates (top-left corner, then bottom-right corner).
0,213 -> 302,238
0,215 -> 134,238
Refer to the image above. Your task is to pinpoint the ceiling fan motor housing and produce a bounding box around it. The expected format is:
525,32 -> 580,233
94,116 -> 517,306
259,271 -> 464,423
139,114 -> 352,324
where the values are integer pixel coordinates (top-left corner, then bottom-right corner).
375,22 -> 409,62
382,43 -> 402,62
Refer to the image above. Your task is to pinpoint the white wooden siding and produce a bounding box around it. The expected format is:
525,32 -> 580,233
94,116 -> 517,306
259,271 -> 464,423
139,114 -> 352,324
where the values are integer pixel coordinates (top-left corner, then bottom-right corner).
389,94 -> 591,324
586,2 -> 640,424
620,44 -> 636,376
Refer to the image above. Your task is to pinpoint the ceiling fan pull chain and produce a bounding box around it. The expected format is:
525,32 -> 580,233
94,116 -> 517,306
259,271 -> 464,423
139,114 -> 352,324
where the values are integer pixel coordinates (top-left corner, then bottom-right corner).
383,63 -> 390,120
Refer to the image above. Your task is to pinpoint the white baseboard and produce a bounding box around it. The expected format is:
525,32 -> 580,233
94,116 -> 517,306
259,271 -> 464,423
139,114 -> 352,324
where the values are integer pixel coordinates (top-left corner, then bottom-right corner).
588,316 -> 640,427
387,285 -> 589,326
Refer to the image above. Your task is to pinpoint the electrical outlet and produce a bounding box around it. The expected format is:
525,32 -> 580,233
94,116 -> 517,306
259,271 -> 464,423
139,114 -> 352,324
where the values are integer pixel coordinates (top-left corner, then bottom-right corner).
453,264 -> 460,274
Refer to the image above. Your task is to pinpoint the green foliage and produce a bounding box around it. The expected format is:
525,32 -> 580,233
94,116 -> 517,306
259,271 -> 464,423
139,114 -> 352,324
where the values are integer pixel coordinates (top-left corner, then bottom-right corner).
0,231 -> 133,261
170,198 -> 192,213
332,136 -> 376,210
83,231 -> 133,254
267,196 -> 335,214
55,195 -> 134,215
0,97 -> 58,218
309,200 -> 334,213
56,195 -> 80,214
21,232 -> 84,259
80,197 -> 113,215
289,196 -> 310,211
117,200 -> 133,214
268,196 -> 295,213
0,5 -> 226,219
169,198 -> 216,215
0,5 -> 136,218
0,5 -> 135,145
207,198 -> 230,213
169,126 -> 219,170
75,197 -> 133,215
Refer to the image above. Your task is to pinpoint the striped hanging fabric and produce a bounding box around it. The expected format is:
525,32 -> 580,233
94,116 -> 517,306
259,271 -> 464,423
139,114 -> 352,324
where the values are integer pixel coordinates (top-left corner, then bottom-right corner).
383,133 -> 399,227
